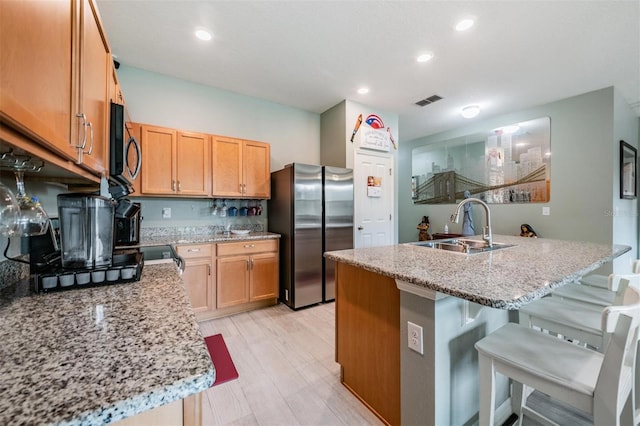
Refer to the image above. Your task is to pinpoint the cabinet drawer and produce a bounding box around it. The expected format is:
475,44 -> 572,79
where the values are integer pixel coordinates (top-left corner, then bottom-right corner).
217,239 -> 278,256
176,243 -> 213,259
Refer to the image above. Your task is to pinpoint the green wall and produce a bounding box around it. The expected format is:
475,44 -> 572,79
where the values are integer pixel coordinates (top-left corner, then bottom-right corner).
399,88 -> 638,258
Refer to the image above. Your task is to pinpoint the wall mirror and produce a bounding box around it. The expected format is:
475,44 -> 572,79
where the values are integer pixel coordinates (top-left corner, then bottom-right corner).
411,116 -> 551,204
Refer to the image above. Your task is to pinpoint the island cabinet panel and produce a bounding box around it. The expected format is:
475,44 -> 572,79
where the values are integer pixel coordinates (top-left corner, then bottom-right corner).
114,393 -> 202,426
335,262 -> 400,426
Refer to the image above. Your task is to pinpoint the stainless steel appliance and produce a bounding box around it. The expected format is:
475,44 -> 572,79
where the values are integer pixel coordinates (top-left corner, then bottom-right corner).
268,163 -> 353,309
57,193 -> 115,269
109,101 -> 141,198
115,199 -> 142,245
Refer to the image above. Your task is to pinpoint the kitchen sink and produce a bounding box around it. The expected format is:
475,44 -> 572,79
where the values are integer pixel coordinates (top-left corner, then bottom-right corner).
408,238 -> 514,254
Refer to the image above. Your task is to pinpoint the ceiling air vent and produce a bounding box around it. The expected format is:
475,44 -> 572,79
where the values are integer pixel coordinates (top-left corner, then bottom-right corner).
415,95 -> 443,107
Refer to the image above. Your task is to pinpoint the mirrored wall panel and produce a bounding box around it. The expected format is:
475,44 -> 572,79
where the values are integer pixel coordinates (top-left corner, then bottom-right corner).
411,117 -> 550,204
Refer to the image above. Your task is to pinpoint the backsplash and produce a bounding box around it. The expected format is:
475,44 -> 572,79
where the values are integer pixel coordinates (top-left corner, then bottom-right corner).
0,259 -> 28,290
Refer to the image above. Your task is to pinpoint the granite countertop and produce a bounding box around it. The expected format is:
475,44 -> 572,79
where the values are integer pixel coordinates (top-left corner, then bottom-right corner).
324,234 -> 631,309
0,263 -> 215,425
140,231 -> 280,247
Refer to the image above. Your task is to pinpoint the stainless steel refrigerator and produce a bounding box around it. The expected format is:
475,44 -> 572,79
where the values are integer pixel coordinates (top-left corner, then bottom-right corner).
268,163 -> 353,310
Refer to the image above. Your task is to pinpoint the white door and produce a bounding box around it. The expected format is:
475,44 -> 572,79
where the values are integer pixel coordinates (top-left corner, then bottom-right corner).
354,152 -> 394,248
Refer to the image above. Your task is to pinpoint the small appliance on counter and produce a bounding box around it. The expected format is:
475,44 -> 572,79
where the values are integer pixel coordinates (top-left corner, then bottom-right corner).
114,199 -> 142,246
28,193 -> 144,293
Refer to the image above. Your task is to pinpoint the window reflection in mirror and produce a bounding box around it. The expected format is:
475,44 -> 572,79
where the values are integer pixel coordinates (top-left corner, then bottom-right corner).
411,117 -> 550,204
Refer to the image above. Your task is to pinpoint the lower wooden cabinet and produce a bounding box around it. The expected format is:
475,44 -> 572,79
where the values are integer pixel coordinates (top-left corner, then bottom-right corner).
177,239 -> 279,321
176,244 -> 215,314
217,240 -> 279,309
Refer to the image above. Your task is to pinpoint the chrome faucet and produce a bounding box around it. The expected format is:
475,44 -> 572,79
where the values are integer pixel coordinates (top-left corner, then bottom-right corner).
450,197 -> 493,247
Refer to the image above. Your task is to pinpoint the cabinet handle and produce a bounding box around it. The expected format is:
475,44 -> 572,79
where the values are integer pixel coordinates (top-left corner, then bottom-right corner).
208,264 -> 211,276
84,121 -> 94,155
243,183 -> 247,194
244,244 -> 255,248
172,180 -> 176,191
76,113 -> 87,149
246,259 -> 250,270
188,248 -> 200,252
250,258 -> 254,269
178,180 -> 181,192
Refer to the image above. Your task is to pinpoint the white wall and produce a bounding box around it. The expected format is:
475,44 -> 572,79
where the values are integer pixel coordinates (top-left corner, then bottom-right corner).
117,65 -> 321,171
399,88 -> 639,270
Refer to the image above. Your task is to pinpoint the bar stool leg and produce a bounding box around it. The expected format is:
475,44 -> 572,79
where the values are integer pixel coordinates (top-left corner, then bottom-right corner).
479,353 -> 496,426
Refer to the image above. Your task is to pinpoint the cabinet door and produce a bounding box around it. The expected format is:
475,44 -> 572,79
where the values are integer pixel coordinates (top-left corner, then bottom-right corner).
141,125 -> 176,194
243,141 -> 271,199
181,258 -> 214,314
0,0 -> 76,161
77,0 -> 109,175
249,252 -> 279,301
217,255 -> 249,308
176,131 -> 210,196
211,136 -> 243,197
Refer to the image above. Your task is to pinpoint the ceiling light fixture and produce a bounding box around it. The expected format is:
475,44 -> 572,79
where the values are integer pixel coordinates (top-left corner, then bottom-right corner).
461,105 -> 480,119
455,18 -> 475,32
357,87 -> 369,95
416,53 -> 434,63
195,28 -> 212,41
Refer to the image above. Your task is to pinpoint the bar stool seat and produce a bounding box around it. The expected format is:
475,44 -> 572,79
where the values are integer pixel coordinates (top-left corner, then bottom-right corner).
552,283 -> 614,307
476,285 -> 640,426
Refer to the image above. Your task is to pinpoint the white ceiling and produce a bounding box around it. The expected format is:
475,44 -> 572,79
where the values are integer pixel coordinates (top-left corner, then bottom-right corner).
96,0 -> 640,142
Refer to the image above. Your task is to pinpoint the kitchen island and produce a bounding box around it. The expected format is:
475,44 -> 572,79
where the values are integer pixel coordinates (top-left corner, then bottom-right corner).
325,235 -> 631,426
0,263 -> 214,425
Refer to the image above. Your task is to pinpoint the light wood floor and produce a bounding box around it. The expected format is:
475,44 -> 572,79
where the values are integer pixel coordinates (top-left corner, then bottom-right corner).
198,303 -> 592,426
198,302 -> 384,426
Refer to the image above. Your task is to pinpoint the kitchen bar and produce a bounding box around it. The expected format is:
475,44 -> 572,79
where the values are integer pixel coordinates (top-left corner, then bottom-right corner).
326,235 -> 631,425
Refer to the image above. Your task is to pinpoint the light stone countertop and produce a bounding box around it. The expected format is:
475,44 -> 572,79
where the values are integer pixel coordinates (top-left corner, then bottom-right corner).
0,263 -> 215,425
139,231 -> 280,247
324,234 -> 631,309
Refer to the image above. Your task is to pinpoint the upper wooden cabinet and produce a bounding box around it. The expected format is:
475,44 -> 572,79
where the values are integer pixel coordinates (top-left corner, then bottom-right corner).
211,136 -> 270,199
0,0 -> 110,177
76,0 -> 110,175
140,124 -> 210,196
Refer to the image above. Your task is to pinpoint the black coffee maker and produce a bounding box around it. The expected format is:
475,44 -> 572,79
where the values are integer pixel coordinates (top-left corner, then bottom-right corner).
115,199 -> 142,246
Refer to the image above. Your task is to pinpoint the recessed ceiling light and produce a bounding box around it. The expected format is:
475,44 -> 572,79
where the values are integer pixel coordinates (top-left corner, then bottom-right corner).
416,53 -> 434,63
195,28 -> 212,41
461,105 -> 480,118
357,87 -> 369,95
455,18 -> 475,32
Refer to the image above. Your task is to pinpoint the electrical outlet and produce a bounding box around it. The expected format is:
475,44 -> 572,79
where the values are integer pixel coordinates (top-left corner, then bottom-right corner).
542,206 -> 550,216
162,207 -> 171,218
407,321 -> 423,354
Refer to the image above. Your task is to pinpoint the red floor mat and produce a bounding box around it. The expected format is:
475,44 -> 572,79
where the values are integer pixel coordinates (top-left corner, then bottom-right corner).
204,333 -> 239,386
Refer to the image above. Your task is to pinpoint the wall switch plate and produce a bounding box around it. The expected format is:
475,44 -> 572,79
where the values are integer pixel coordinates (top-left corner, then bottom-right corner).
542,206 -> 550,216
162,207 -> 171,218
407,321 -> 424,355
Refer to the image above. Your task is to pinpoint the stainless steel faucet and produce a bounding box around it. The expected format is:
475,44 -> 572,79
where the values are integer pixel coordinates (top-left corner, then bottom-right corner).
450,197 -> 493,247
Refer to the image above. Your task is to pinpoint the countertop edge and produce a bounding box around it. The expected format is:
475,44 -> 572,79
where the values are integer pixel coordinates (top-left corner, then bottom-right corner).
325,238 -> 631,309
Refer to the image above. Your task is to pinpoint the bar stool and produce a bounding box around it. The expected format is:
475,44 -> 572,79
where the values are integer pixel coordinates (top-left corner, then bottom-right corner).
519,274 -> 638,350
475,284 -> 640,426
579,260 -> 640,290
553,260 -> 640,306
